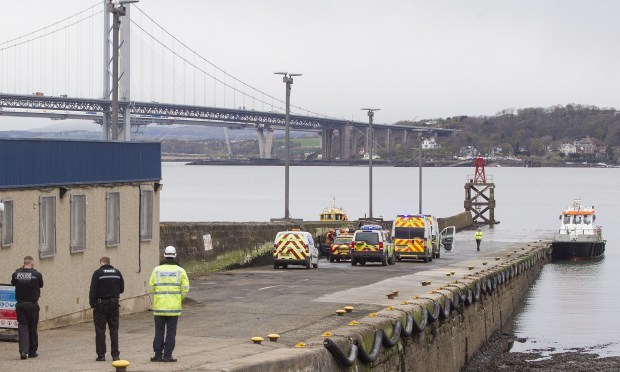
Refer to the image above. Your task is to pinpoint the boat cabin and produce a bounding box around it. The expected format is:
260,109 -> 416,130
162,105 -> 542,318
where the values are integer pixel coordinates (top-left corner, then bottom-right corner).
558,201 -> 598,236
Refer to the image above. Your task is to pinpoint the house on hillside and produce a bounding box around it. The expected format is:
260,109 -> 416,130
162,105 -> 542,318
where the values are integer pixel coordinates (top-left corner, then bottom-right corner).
559,137 -> 599,156
0,139 -> 161,329
421,137 -> 440,150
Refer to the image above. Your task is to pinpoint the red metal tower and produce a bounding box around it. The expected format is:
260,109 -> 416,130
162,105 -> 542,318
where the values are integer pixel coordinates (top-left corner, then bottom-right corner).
473,157 -> 486,184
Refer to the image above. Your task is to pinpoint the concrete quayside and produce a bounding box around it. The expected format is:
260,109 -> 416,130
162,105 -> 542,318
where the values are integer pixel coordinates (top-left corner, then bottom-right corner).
0,233 -> 550,371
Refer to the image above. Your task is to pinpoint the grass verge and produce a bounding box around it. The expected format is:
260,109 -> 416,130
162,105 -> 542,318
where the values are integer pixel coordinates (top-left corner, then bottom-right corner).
183,242 -> 273,278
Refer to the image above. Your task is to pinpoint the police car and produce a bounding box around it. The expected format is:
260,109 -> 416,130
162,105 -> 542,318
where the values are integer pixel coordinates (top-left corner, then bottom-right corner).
350,225 -> 395,266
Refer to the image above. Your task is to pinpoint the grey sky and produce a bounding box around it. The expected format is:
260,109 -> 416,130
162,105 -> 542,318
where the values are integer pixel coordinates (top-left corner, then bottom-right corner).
1,0 -> 619,130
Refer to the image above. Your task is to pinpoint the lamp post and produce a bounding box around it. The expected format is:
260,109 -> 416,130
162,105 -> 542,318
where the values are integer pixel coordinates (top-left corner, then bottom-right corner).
107,0 -> 138,141
361,108 -> 380,220
274,72 -> 301,220
418,132 -> 423,214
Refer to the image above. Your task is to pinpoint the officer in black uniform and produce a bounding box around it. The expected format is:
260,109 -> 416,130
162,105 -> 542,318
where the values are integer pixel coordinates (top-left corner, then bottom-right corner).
11,255 -> 44,360
89,256 -> 124,362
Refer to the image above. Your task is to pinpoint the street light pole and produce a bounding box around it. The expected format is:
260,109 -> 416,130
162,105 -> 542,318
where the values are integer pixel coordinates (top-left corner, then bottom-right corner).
107,0 -> 138,141
275,72 -> 301,220
362,108 -> 380,220
418,132 -> 423,214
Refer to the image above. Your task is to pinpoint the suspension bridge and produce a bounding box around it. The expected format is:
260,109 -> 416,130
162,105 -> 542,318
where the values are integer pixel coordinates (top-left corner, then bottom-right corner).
0,1 -> 455,159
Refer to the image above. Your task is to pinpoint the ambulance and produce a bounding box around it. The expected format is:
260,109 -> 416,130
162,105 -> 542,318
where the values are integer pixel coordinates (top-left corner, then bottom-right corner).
273,230 -> 319,269
391,214 -> 433,262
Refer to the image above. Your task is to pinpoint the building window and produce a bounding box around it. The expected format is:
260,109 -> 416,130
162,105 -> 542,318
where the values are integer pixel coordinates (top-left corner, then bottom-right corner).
106,192 -> 120,246
40,196 -> 56,258
1,200 -> 14,247
70,194 -> 86,253
140,189 -> 153,241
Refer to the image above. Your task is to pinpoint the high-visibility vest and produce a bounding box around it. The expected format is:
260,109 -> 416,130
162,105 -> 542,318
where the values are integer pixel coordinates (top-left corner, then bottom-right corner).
148,263 -> 190,316
474,230 -> 484,240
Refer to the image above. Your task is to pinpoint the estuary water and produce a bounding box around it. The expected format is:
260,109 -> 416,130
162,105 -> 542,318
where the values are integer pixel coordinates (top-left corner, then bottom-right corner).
161,162 -> 619,356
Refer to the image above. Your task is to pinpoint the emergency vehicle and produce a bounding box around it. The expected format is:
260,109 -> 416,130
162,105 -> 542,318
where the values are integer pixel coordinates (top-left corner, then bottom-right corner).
350,225 -> 395,266
329,233 -> 353,262
391,214 -> 433,262
423,215 -> 441,259
273,230 -> 319,269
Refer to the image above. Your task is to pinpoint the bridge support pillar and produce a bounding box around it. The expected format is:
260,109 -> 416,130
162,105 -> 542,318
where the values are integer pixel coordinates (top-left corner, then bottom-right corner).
351,128 -> 360,158
257,126 -> 273,159
385,128 -> 392,156
339,124 -> 351,159
321,128 -> 334,159
257,127 -> 266,159
264,127 -> 273,159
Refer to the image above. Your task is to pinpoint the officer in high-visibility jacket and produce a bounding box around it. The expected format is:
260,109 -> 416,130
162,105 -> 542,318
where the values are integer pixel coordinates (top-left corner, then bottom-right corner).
474,227 -> 484,251
148,246 -> 189,363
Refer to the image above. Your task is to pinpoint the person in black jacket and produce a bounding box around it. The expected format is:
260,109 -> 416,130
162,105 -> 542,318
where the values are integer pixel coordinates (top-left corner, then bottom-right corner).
11,256 -> 44,360
89,257 -> 124,362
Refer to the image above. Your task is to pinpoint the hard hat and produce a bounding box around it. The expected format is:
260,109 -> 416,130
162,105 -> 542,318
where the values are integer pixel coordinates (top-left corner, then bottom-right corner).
164,245 -> 177,258
477,227 -> 482,230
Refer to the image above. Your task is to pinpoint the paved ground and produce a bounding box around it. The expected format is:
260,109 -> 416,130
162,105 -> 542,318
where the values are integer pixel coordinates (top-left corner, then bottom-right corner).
0,238 -> 536,371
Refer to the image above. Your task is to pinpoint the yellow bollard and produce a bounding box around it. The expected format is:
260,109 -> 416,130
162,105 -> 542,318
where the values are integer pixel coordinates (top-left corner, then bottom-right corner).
112,360 -> 130,372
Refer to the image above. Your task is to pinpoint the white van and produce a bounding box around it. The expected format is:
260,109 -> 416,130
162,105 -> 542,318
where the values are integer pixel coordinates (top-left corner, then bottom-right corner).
273,230 -> 319,269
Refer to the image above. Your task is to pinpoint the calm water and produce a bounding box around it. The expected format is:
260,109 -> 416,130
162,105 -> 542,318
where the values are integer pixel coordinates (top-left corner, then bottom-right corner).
161,162 -> 619,356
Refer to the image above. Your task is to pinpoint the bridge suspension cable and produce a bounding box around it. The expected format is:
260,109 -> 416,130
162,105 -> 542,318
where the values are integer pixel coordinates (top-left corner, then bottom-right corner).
131,5 -> 332,119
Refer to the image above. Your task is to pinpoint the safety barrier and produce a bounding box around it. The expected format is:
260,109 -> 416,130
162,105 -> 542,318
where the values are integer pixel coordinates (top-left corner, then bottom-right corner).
322,244 -> 551,369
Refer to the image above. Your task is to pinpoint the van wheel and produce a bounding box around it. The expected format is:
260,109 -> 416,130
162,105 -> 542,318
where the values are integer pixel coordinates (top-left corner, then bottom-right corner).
360,260 -> 366,265
381,255 -> 388,266
351,258 -> 357,266
329,255 -> 335,263
306,260 -> 311,269
436,251 -> 441,259
274,263 -> 279,269
313,262 -> 319,269
282,264 -> 288,269
423,257 -> 429,263
388,255 -> 396,265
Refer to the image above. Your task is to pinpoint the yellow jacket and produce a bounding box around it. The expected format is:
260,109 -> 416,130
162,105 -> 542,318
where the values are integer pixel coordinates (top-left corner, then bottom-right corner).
148,261 -> 190,316
474,230 -> 484,240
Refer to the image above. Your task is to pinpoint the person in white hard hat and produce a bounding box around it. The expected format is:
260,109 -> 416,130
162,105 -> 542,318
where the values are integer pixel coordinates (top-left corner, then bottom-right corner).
148,246 -> 189,363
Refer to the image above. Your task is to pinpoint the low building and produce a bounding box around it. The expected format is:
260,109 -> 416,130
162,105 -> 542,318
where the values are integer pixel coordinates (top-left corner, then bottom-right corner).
421,137 -> 440,150
0,139 -> 161,329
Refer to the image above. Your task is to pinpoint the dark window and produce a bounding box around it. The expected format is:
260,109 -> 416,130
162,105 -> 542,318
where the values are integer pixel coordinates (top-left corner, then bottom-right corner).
354,232 -> 379,245
394,227 -> 425,239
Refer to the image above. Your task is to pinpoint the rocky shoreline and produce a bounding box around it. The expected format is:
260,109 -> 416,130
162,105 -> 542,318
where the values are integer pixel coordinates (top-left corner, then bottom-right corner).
462,331 -> 620,371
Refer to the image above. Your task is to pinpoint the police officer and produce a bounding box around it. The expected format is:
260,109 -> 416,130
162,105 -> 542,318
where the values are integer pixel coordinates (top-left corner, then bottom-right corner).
149,246 -> 189,362
11,255 -> 44,360
89,257 -> 124,362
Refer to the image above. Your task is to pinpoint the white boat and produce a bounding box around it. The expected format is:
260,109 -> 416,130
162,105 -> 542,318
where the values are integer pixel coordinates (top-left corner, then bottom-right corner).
551,199 -> 605,260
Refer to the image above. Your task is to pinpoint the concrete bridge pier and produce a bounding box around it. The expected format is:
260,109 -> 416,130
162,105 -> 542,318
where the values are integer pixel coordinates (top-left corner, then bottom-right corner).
256,126 -> 274,159
339,124 -> 351,159
384,128 -> 392,155
351,128 -> 360,157
321,128 -> 335,159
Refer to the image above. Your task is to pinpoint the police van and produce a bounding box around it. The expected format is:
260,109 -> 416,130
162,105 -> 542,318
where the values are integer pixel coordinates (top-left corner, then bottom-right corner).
350,225 -> 395,266
273,230 -> 319,269
391,214 -> 434,262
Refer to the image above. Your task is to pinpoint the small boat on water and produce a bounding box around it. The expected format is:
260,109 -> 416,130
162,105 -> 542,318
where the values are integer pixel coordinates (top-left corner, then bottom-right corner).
551,199 -> 605,260
320,198 -> 348,222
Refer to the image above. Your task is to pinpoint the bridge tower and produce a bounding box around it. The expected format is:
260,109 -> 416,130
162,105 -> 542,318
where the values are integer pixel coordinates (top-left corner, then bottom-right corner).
464,157 -> 497,225
103,0 -> 132,141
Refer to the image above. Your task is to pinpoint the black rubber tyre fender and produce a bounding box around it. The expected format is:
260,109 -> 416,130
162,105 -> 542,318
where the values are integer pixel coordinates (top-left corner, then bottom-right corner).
356,330 -> 383,364
464,287 -> 473,306
473,282 -> 482,302
381,319 -> 402,348
426,299 -> 440,322
412,306 -> 428,333
323,338 -> 358,368
439,295 -> 451,319
401,313 -> 414,337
